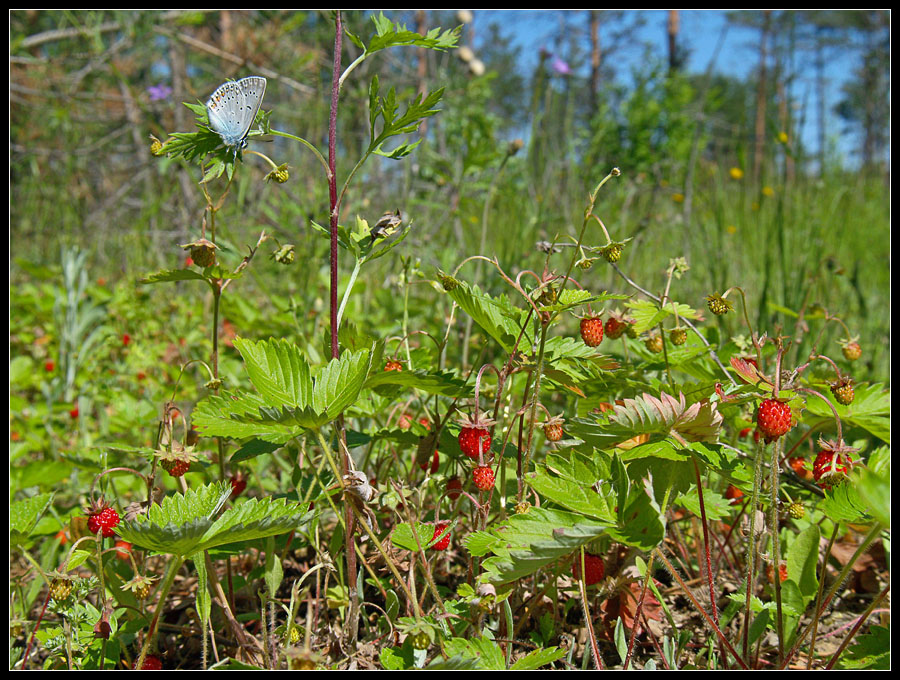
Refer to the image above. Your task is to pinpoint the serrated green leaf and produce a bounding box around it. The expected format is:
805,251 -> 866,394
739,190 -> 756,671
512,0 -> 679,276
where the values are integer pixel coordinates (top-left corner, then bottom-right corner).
233,336 -> 313,409
115,482 -> 311,559
10,493 -> 54,545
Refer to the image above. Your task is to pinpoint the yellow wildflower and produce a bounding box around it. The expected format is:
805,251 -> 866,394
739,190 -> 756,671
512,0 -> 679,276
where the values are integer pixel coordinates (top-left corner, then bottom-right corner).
729,167 -> 744,180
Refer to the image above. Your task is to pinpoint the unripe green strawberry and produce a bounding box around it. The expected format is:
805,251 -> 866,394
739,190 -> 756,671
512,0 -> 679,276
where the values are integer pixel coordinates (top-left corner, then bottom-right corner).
830,378 -> 855,405
601,242 -> 622,263
669,328 -> 687,346
579,316 -> 604,347
182,238 -> 218,268
787,502 -> 805,520
472,465 -> 495,491
841,341 -> 862,362
49,578 -> 73,602
645,334 -> 664,354
411,631 -> 431,650
706,292 -> 733,316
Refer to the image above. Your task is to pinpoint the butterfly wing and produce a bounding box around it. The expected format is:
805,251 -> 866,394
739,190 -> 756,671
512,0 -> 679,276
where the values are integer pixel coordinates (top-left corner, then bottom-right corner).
206,76 -> 267,148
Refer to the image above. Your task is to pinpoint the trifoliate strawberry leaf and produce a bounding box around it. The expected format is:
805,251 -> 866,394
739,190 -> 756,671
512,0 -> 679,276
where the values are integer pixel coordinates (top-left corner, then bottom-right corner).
444,280 -> 531,352
115,482 -> 312,560
474,507 -> 610,585
233,336 -> 314,410
192,392 -> 299,444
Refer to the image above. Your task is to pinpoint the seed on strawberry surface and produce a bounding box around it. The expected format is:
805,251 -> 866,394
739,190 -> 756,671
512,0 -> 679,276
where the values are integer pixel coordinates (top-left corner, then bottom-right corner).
572,553 -> 605,586
756,398 -> 792,443
579,316 -> 604,347
472,465 -> 495,491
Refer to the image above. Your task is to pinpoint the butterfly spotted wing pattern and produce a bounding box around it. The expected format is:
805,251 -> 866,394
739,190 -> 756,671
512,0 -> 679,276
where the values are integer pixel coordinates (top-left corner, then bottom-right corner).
205,76 -> 267,149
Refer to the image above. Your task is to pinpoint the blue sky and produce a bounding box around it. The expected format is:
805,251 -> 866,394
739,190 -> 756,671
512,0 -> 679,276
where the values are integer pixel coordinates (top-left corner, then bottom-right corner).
470,10 -> 865,163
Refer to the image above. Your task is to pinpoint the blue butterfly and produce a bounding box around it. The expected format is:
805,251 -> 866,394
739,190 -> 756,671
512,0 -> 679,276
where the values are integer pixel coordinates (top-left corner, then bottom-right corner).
205,76 -> 267,151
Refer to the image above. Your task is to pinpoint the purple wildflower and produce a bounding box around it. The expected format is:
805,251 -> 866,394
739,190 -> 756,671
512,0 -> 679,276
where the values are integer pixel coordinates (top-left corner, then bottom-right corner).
551,56 -> 571,76
147,84 -> 172,102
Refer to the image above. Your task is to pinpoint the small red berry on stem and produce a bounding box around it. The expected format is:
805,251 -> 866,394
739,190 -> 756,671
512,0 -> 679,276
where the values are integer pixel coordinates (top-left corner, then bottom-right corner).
472,465 -> 495,491
724,485 -> 744,506
756,398 -> 793,443
384,360 -> 403,372
542,415 -> 565,442
604,316 -> 627,340
579,316 -> 604,347
813,439 -> 857,489
446,477 -> 462,501
572,553 -> 605,586
431,523 -> 451,551
87,505 -> 120,538
457,413 -> 494,460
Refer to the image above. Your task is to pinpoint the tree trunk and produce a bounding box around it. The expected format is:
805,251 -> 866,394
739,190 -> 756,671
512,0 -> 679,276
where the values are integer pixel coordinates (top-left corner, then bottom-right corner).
667,10 -> 679,72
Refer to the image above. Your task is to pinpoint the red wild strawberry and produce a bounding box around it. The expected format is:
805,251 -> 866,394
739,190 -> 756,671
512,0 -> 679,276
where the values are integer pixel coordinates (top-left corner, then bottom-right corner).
766,563 -> 788,584
230,473 -> 247,497
115,540 -> 133,561
134,654 -> 163,670
69,406 -> 80,419
431,523 -> 451,551
45,360 -> 55,372
813,440 -> 856,489
457,413 -> 494,460
579,316 -> 604,347
756,398 -> 792,443
738,427 -> 752,439
384,360 -> 403,372
87,506 -> 120,538
472,465 -> 495,491
446,477 -> 462,501
161,458 -> 190,478
788,456 -> 814,481
604,316 -> 627,340
724,485 -> 744,506
573,553 -> 605,586
122,333 -> 131,347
